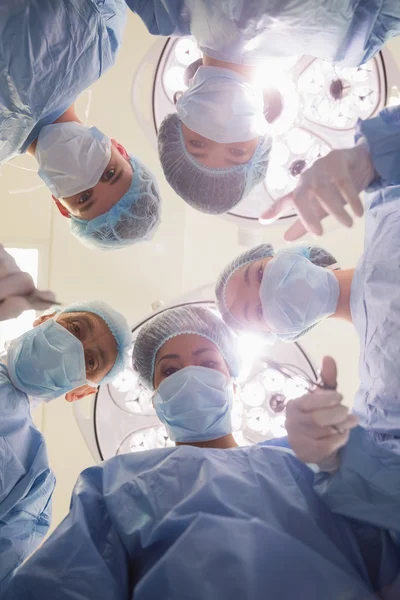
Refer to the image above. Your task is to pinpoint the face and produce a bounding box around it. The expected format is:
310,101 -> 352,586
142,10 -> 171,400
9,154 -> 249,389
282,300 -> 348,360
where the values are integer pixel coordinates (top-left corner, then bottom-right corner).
181,124 -> 258,169
57,141 -> 133,221
34,311 -> 118,401
225,257 -> 273,331
153,334 -> 231,390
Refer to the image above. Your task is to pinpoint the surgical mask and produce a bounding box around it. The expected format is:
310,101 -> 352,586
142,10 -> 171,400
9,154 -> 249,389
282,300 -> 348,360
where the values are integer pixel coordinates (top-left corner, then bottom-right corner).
153,366 -> 234,443
36,122 -> 112,198
259,253 -> 340,337
176,66 -> 267,144
6,318 -> 94,402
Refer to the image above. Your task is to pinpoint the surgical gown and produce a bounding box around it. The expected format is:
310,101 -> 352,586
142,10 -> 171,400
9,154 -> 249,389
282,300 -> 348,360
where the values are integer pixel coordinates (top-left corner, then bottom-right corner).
0,362 -> 55,595
0,0 -> 126,163
127,0 -> 400,66
350,106 -> 400,439
5,428 -> 400,600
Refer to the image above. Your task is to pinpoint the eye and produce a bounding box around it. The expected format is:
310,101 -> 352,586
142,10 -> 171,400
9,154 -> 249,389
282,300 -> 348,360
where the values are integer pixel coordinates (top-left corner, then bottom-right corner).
69,321 -> 81,336
229,147 -> 247,157
189,140 -> 205,148
163,366 -> 179,378
102,167 -> 116,182
78,191 -> 91,204
201,360 -> 217,369
257,265 -> 264,284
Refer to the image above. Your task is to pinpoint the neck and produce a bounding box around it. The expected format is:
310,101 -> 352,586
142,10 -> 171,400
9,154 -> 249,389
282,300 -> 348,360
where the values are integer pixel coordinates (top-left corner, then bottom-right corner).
330,269 -> 355,322
176,433 -> 238,449
202,54 -> 255,81
27,104 -> 82,156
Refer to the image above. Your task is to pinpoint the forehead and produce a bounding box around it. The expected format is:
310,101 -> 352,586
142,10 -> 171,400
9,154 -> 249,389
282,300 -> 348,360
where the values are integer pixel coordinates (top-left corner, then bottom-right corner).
155,333 -> 221,360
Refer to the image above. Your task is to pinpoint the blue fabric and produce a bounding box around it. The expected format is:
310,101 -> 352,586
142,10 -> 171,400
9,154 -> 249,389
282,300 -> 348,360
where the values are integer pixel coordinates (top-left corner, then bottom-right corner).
0,363 -> 55,595
5,438 -> 400,599
350,183 -> 400,437
127,0 -> 400,66
0,0 -> 127,161
356,106 -> 400,195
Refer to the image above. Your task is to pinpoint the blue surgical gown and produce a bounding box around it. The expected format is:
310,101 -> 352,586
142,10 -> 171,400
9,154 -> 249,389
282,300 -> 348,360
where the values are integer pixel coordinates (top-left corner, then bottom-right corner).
5,428 -> 400,599
350,106 -> 400,439
127,0 -> 400,66
0,0 -> 126,163
0,363 -> 55,595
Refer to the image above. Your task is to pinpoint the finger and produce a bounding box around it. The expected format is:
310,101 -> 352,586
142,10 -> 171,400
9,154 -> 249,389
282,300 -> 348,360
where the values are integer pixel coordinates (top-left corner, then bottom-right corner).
294,390 -> 343,413
319,356 -> 337,390
259,194 -> 294,223
307,414 -> 359,440
290,188 -> 324,236
286,401 -> 348,430
338,174 -> 364,218
283,219 -> 308,242
315,183 -> 353,228
306,404 -> 352,429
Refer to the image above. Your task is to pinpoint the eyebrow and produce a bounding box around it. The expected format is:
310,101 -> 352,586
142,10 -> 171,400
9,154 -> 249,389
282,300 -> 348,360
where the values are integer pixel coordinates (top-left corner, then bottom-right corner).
96,344 -> 106,373
156,353 -> 180,365
189,152 -> 207,159
78,200 -> 95,214
192,347 -> 218,357
110,170 -> 123,186
244,264 -> 250,287
243,301 -> 249,322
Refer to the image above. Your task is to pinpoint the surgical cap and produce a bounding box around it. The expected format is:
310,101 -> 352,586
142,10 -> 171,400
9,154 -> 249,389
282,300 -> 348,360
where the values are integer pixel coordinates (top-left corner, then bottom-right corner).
69,155 -> 161,250
132,305 -> 240,390
158,113 -> 271,214
215,244 -> 338,338
60,300 -> 131,384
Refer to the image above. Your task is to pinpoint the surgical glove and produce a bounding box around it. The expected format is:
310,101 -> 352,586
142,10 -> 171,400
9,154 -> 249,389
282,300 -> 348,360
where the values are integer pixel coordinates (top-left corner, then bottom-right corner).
285,357 -> 358,470
260,143 -> 377,240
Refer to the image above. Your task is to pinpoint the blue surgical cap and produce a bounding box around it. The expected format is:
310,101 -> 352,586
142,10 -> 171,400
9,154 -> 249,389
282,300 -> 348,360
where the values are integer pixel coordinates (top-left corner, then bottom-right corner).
69,155 -> 161,250
215,244 -> 339,339
158,113 -> 271,214
132,305 -> 240,390
60,300 -> 131,384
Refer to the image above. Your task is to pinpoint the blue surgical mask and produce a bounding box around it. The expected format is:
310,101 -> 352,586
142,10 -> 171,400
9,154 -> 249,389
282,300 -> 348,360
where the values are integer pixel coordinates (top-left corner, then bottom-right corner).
153,366 -> 234,443
6,318 -> 92,401
36,122 -> 111,198
259,253 -> 340,337
176,66 -> 267,144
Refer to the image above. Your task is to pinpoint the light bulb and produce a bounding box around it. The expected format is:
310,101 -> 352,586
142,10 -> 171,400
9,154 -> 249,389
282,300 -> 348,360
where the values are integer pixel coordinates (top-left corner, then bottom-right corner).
241,381 -> 266,407
283,376 -> 308,400
270,415 -> 287,438
174,38 -> 200,66
164,66 -> 186,92
246,408 -> 271,433
286,129 -> 312,155
263,368 -> 285,392
270,141 -> 290,166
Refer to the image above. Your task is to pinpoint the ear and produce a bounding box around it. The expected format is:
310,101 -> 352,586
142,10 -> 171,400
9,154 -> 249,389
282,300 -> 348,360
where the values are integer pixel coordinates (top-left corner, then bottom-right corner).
65,384 -> 98,403
51,195 -> 71,218
111,139 -> 129,160
33,311 -> 57,327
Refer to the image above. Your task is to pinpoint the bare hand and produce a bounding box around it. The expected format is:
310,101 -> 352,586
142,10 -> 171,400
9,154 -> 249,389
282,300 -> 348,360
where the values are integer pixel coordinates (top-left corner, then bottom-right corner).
260,145 -> 376,240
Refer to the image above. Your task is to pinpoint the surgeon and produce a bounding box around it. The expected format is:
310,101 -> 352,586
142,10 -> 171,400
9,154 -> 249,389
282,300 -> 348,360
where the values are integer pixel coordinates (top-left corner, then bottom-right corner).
133,305 -> 240,448
4,306 -> 400,599
0,299 -> 131,592
126,0 -> 400,215
0,0 -> 161,250
216,143 -> 400,441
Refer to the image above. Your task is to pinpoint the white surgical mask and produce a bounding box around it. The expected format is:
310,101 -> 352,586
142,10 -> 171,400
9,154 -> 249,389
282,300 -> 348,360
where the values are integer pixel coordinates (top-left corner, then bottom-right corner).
259,253 -> 340,337
36,122 -> 111,198
177,66 -> 267,143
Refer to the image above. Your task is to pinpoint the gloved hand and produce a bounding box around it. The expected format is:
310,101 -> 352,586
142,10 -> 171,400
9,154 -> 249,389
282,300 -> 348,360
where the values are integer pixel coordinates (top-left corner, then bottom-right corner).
285,357 -> 358,470
260,143 -> 377,240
